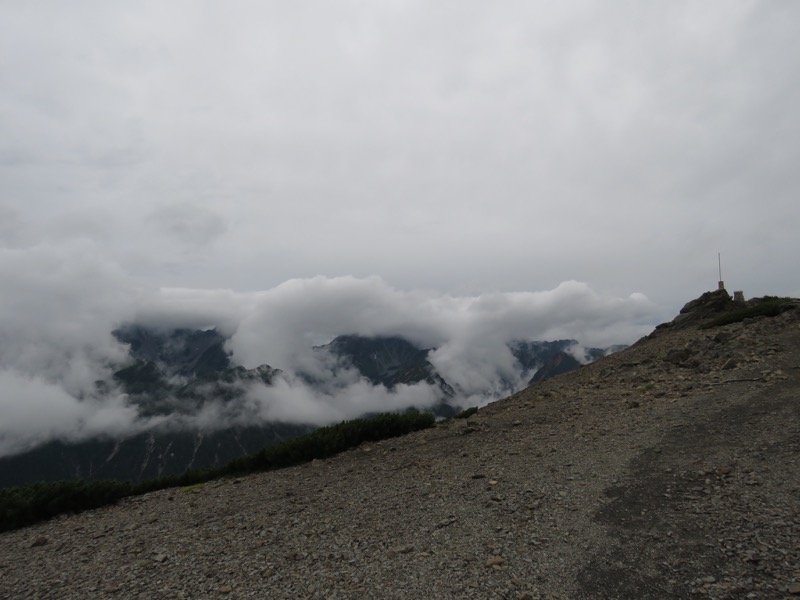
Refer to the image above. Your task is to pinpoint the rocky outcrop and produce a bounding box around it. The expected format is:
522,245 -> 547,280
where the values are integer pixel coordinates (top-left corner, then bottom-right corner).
649,288 -> 740,334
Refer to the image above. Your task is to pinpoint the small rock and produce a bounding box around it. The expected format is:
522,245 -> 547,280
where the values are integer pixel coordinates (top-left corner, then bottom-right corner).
219,586 -> 232,594
665,348 -> 693,364
713,332 -> 732,344
721,358 -> 737,370
625,400 -> 640,409
30,536 -> 48,548
789,583 -> 800,595
486,556 -> 505,567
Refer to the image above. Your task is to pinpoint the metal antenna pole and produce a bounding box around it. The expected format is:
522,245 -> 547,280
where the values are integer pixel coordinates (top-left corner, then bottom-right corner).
718,253 -> 722,281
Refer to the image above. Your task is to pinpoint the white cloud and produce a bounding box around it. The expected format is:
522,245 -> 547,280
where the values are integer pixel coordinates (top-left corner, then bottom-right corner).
0,236 -> 658,456
0,241 -> 135,389
243,376 -> 443,426
0,369 -> 147,457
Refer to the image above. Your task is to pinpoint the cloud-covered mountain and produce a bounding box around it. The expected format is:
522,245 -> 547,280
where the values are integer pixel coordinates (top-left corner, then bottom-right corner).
0,319 -> 626,487
0,249 -> 659,463
107,325 -> 625,431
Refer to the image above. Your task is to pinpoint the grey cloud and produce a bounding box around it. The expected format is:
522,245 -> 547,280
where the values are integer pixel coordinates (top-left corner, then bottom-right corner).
2,1 -> 799,307
146,204 -> 229,247
0,204 -> 27,248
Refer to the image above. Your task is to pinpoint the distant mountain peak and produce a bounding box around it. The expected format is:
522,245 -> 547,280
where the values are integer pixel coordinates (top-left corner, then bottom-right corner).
316,335 -> 436,388
113,324 -> 231,378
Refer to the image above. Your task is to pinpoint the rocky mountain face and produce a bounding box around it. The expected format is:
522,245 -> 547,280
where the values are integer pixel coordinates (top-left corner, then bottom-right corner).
0,326 -> 623,488
312,335 -> 459,418
0,327 -> 309,488
113,325 -> 233,378
111,326 -> 281,419
509,339 -> 623,386
316,335 -> 448,389
527,350 -> 582,384
3,290 -> 799,598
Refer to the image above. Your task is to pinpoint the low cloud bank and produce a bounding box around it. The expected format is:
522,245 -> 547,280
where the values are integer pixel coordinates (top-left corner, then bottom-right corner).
0,243 -> 659,457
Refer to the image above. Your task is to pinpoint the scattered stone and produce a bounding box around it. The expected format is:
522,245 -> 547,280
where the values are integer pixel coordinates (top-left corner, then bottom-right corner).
486,556 -> 505,567
29,536 -> 48,548
713,332 -> 733,344
665,348 -> 693,364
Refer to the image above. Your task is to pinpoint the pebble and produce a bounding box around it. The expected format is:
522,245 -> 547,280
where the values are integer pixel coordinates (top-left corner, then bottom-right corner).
486,557 -> 505,567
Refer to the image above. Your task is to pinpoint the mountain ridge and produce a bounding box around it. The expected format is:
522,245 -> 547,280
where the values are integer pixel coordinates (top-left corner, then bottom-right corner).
2,289 -> 799,597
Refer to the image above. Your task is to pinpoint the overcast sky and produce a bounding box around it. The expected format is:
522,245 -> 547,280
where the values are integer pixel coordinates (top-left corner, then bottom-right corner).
1,1 -> 799,454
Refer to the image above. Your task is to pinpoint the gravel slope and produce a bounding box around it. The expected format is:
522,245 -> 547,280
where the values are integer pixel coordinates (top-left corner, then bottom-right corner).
1,307 -> 799,599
